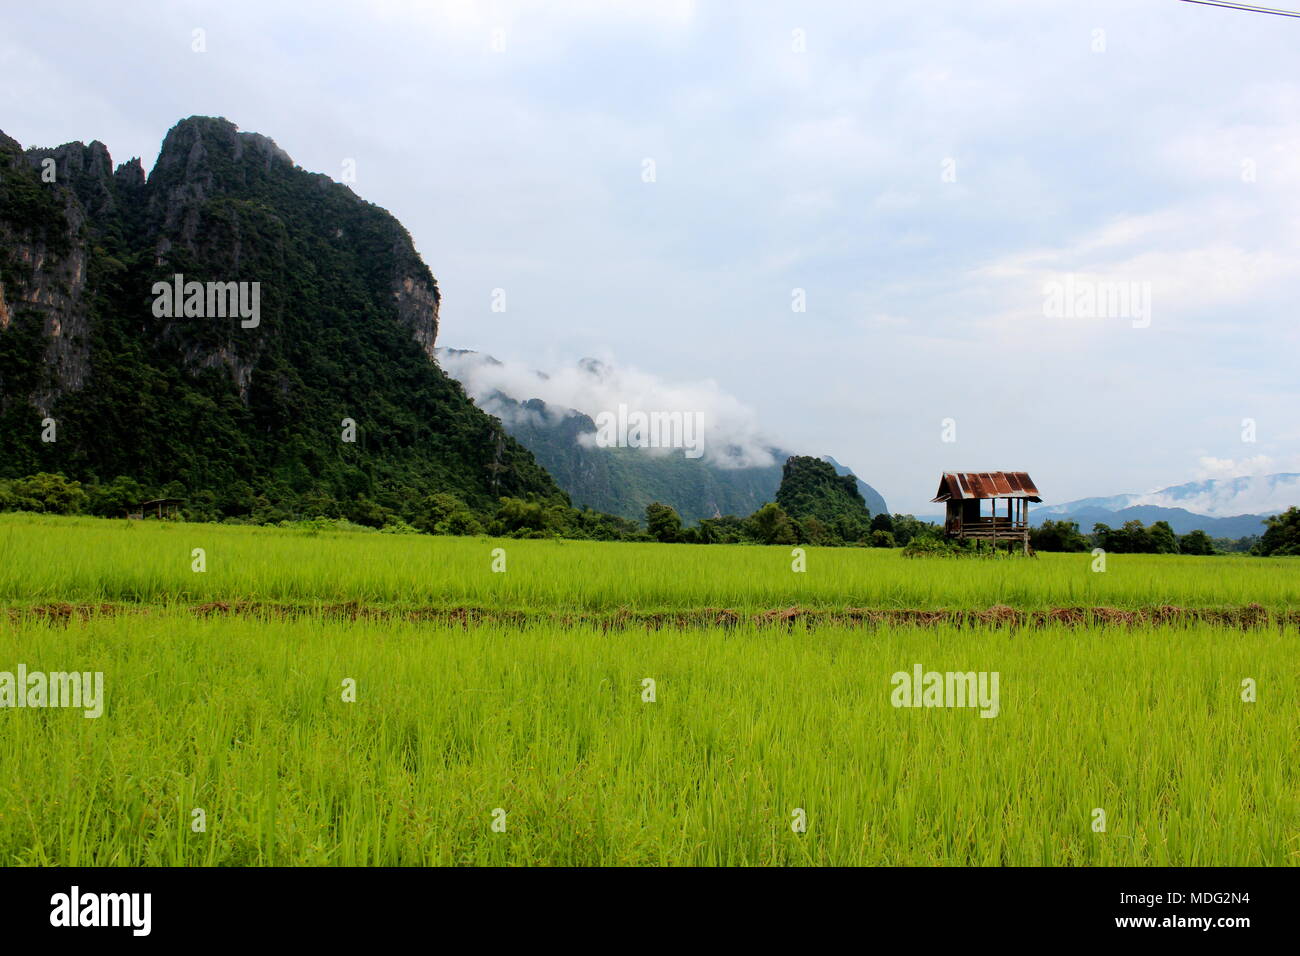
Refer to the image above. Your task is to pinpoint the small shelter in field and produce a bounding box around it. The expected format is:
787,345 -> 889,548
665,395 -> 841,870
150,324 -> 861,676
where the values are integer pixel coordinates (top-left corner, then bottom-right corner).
931,472 -> 1040,553
128,498 -> 184,520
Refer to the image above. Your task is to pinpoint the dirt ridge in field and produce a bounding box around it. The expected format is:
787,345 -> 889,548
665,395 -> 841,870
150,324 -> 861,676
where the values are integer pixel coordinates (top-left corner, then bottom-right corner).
5,601 -> 1297,630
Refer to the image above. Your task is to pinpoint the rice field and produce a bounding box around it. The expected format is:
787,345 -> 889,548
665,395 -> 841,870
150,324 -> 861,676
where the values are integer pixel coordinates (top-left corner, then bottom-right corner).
0,610 -> 1294,866
0,513 -> 1295,866
2,513 -> 1297,612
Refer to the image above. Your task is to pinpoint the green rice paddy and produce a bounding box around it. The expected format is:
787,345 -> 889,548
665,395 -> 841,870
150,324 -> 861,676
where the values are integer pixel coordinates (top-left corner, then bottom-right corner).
0,513 -> 1294,866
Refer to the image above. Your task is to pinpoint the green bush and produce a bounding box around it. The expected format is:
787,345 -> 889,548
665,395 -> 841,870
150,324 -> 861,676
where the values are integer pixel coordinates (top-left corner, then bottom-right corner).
0,472 -> 87,514
1179,529 -> 1216,556
1030,519 -> 1090,553
645,502 -> 683,543
747,502 -> 799,545
1256,507 -> 1300,556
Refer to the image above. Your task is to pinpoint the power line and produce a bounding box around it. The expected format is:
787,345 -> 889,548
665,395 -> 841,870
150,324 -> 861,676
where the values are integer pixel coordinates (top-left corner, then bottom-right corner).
1178,0 -> 1300,17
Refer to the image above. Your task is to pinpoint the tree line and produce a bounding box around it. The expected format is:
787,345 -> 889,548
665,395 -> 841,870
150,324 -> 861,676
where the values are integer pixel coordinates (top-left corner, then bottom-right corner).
1030,515 -> 1295,557
4,469 -> 1297,557
0,469 -> 932,547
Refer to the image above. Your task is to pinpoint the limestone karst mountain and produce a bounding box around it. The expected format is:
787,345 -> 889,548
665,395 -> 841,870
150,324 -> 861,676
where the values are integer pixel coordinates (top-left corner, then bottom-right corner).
0,117 -> 561,518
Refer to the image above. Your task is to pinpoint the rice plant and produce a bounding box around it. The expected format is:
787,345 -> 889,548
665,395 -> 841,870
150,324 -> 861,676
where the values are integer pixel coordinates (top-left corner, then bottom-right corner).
0,610 -> 1293,866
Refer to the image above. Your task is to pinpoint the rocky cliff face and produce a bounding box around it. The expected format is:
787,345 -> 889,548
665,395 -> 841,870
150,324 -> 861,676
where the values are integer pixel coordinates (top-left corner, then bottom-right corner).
0,117 -> 558,515
4,117 -> 441,408
0,135 -> 98,414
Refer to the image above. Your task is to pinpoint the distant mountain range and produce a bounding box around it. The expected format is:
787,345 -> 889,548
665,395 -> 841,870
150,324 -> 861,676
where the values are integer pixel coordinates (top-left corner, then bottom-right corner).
1037,474 -> 1300,519
437,348 -> 888,524
1024,474 -> 1298,538
1031,505 -> 1268,538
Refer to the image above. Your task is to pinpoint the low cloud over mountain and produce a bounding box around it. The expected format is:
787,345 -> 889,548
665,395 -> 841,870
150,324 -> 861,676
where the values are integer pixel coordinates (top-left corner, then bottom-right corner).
437,348 -> 888,523
438,348 -> 778,470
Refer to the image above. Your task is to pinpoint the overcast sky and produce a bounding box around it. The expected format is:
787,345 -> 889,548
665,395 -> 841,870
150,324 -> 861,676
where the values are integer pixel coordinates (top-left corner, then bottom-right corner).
4,0 -> 1299,512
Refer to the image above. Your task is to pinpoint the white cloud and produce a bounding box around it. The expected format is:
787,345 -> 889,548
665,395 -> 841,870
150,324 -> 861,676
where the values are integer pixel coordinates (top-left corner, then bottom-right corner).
438,350 -> 778,469
1195,455 -> 1300,481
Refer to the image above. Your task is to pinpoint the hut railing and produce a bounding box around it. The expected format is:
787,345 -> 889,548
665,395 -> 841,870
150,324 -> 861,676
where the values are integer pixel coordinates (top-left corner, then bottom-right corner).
955,517 -> 1028,537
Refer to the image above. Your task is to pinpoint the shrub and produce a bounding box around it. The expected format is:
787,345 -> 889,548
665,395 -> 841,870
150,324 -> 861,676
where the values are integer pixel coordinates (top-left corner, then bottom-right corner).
1256,507 -> 1300,556
645,502 -> 683,543
902,537 -> 1013,559
748,502 -> 798,546
1179,529 -> 1215,556
87,476 -> 146,518
1,472 -> 88,515
1030,519 -> 1089,553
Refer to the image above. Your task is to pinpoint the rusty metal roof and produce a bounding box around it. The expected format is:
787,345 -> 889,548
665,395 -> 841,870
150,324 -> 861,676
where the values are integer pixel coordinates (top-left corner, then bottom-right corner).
931,472 -> 1041,502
